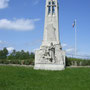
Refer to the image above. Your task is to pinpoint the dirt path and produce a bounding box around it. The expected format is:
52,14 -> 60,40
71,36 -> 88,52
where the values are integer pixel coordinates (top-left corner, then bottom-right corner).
0,64 -> 34,68
67,66 -> 90,68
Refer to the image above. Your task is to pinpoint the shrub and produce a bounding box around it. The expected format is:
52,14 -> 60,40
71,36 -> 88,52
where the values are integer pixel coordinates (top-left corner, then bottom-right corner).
66,57 -> 90,66
0,59 -> 10,64
23,59 -> 34,65
9,60 -> 21,65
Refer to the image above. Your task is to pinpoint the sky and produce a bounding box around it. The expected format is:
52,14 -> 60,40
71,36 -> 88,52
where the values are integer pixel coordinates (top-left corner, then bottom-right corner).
0,0 -> 90,57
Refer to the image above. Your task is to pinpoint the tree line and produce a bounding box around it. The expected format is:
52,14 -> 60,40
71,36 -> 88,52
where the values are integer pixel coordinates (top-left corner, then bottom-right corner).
0,47 -> 35,60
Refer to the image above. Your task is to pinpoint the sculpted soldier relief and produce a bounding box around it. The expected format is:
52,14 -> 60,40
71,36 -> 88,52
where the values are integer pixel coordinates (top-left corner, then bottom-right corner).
36,43 -> 65,65
39,43 -> 56,64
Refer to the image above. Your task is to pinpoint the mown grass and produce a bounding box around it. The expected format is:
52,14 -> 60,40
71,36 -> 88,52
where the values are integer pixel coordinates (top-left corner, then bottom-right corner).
0,66 -> 90,90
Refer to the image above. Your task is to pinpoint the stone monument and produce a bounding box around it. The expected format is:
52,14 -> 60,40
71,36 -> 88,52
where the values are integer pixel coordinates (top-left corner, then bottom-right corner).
34,0 -> 66,70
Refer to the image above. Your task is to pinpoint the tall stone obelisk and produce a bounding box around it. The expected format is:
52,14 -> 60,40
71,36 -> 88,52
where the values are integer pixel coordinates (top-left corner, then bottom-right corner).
34,0 -> 65,70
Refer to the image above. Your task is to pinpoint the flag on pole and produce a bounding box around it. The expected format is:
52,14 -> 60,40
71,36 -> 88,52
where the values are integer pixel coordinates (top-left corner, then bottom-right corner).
72,20 -> 76,28
72,19 -> 77,56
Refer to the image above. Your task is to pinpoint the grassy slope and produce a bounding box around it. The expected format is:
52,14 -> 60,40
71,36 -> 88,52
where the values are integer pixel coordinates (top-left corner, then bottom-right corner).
0,66 -> 90,90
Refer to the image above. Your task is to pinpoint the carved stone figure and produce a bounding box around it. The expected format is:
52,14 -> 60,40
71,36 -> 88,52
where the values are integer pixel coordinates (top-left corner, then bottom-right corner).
41,43 -> 56,63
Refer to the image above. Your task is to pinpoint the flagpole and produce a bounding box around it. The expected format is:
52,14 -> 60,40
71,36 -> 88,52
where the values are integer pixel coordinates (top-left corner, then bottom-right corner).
75,19 -> 77,56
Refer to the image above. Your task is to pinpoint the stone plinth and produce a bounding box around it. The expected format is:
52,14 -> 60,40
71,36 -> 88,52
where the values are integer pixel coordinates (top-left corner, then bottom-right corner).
34,44 -> 65,70
34,64 -> 65,70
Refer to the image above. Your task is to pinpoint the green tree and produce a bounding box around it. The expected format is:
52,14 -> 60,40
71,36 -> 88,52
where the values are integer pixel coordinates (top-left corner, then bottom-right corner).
0,48 -> 8,59
29,52 -> 35,59
8,50 -> 16,60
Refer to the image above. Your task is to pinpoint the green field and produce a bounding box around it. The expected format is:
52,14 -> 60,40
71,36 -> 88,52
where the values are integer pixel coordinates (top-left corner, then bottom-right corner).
0,66 -> 90,90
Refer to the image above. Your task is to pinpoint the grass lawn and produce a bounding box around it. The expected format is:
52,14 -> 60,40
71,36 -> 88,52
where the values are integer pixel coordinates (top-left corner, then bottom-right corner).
0,66 -> 90,90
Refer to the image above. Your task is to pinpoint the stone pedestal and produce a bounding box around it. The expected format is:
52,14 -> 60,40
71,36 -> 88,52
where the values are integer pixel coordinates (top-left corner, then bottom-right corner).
34,44 -> 65,70
34,64 -> 65,70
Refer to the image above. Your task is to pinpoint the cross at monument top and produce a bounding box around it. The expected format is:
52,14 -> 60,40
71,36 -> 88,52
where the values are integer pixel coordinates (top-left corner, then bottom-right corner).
47,0 -> 57,15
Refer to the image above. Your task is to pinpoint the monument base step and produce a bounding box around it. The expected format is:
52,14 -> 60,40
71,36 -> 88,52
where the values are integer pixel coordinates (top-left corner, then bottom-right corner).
34,64 -> 65,71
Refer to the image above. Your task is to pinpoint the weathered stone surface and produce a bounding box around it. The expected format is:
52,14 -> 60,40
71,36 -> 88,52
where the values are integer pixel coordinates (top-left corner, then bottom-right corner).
34,64 -> 65,70
34,0 -> 66,70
